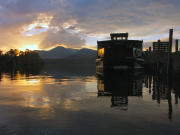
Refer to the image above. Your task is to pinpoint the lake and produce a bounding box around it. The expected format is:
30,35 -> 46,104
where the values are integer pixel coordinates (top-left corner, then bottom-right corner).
0,69 -> 179,135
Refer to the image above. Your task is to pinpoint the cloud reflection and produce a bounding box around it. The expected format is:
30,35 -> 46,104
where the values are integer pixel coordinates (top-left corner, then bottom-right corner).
0,71 -> 97,120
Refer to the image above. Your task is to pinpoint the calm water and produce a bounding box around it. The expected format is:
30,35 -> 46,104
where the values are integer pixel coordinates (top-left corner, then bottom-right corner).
0,70 -> 180,135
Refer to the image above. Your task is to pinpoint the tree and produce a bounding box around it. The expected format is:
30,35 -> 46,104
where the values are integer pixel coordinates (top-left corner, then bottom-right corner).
6,49 -> 19,57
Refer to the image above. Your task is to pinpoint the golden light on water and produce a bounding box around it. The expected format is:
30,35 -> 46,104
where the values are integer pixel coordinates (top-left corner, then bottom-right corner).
20,44 -> 39,51
0,72 -> 89,117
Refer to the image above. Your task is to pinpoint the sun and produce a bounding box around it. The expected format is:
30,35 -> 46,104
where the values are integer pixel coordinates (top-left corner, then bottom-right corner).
20,44 -> 39,51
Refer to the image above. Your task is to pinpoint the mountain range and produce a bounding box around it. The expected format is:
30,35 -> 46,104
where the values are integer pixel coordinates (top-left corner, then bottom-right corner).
36,46 -> 97,69
36,46 -> 97,59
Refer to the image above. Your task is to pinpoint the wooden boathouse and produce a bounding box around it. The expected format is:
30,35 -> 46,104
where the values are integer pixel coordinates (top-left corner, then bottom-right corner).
96,33 -> 144,74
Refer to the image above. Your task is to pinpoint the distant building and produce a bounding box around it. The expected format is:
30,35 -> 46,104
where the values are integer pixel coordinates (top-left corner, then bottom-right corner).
153,40 -> 169,53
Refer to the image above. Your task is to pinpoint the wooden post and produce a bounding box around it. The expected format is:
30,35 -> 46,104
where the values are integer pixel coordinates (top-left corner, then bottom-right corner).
169,29 -> 173,53
167,29 -> 173,74
158,40 -> 161,53
149,47 -> 152,52
176,39 -> 179,52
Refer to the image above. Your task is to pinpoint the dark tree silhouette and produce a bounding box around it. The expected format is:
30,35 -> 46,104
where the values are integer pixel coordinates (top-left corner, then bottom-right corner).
0,49 -> 44,73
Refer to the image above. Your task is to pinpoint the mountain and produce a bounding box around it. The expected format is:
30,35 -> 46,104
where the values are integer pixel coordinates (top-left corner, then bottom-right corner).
74,48 -> 97,56
37,46 -> 78,59
61,48 -> 97,65
38,46 -> 97,69
66,48 -> 97,59
37,46 -> 97,59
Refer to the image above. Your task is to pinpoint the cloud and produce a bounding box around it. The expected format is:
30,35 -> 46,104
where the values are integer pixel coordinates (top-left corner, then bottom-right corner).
0,0 -> 180,50
65,0 -> 180,34
39,28 -> 86,49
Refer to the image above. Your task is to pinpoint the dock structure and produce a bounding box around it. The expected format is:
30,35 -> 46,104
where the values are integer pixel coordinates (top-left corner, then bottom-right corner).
96,29 -> 180,76
144,29 -> 180,75
96,32 -> 144,74
144,29 -> 173,73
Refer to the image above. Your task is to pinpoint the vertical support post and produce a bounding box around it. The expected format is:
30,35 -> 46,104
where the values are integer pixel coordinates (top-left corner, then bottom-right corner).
158,40 -> 161,53
169,29 -> 173,53
149,47 -> 152,52
176,39 -> 179,52
167,29 -> 173,74
157,40 -> 160,73
97,41 -> 99,58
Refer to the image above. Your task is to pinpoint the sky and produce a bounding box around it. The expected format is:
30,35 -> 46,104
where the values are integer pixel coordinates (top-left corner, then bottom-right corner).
0,0 -> 180,50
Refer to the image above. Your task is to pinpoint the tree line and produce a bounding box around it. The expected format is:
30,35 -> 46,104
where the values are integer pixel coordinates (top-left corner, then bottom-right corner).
0,49 -> 44,72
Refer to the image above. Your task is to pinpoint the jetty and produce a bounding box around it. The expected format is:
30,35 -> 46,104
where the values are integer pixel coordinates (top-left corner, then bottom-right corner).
96,29 -> 180,77
144,29 -> 180,76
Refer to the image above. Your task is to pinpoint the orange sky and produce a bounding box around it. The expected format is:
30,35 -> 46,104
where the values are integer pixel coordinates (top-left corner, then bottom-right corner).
0,0 -> 180,51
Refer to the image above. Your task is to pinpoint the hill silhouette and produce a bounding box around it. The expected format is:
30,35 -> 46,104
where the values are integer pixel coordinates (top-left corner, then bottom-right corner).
37,46 -> 78,59
37,46 -> 97,69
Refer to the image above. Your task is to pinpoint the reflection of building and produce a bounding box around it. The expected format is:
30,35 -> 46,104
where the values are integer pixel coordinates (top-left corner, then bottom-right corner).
111,96 -> 128,110
96,33 -> 144,75
97,71 -> 144,110
152,75 -> 169,103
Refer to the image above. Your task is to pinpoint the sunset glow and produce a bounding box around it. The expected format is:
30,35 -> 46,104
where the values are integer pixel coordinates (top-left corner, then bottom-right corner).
20,44 -> 39,51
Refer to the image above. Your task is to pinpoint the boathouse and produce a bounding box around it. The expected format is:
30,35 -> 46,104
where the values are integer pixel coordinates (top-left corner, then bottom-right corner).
96,33 -> 143,73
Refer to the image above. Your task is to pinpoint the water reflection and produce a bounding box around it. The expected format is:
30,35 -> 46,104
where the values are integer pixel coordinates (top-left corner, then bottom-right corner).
0,69 -> 96,120
0,69 -> 180,134
97,71 -> 144,110
97,71 -> 180,120
144,74 -> 180,120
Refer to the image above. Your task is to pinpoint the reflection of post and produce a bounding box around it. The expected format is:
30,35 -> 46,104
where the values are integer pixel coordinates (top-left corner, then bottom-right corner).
10,71 -> 15,80
152,76 -> 156,100
175,94 -> 178,104
148,75 -> 152,94
149,75 -> 152,94
150,73 -> 175,120
0,72 -> 2,81
157,79 -> 160,104
144,74 -> 148,88
168,89 -> 172,120
167,55 -> 173,120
